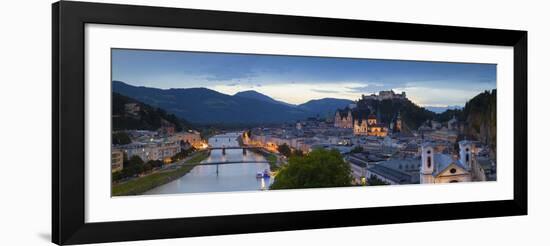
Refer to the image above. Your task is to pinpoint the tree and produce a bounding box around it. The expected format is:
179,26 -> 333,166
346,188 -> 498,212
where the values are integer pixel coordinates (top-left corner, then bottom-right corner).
462,89 -> 497,155
271,149 -> 353,189
142,162 -> 153,173
147,160 -> 164,169
293,149 -> 304,157
350,146 -> 364,154
122,155 -> 144,177
112,132 -> 131,145
112,171 -> 123,182
124,155 -> 144,168
277,143 -> 292,158
172,150 -> 188,162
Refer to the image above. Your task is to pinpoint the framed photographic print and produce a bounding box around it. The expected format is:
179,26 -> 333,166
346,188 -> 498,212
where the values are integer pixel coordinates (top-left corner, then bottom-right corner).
52,1 -> 527,245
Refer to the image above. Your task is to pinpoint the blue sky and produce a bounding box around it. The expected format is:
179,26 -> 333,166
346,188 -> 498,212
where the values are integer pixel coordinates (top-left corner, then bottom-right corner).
112,49 -> 496,107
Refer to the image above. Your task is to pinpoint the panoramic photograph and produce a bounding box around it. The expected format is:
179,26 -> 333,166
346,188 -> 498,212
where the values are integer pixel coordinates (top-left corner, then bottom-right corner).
110,48 -> 497,196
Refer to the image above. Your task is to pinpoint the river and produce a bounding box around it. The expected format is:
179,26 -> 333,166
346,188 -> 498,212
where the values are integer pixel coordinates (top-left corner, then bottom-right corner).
144,132 -> 273,195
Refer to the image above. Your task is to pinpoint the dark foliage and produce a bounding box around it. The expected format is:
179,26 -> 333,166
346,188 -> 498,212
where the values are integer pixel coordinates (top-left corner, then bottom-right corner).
435,109 -> 465,122
112,92 -> 191,131
112,155 -> 146,181
277,143 -> 292,158
112,132 -> 131,145
354,97 -> 436,130
462,89 -> 497,154
271,149 -> 353,189
172,147 -> 196,162
293,149 -> 304,157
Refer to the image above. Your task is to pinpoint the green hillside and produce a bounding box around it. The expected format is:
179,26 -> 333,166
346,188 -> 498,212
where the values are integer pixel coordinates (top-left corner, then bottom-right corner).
112,92 -> 192,131
354,97 -> 436,130
463,89 -> 497,153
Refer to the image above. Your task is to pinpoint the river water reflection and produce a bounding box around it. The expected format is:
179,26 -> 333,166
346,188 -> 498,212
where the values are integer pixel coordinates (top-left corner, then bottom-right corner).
144,132 -> 273,195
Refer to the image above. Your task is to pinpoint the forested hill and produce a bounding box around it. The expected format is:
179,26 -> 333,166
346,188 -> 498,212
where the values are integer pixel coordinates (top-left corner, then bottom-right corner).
112,92 -> 192,131
355,97 -> 435,131
432,89 -> 497,153
463,89 -> 497,152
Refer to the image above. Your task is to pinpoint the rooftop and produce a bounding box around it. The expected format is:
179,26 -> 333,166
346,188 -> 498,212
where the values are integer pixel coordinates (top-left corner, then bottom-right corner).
432,153 -> 467,176
368,164 -> 413,184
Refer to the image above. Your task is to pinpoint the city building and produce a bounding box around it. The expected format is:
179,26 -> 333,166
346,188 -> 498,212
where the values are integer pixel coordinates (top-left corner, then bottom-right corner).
363,158 -> 420,185
424,129 -> 459,143
447,116 -> 459,130
126,130 -> 158,142
334,108 -> 353,128
401,143 -> 420,157
419,141 -> 482,183
170,131 -> 204,149
347,153 -> 369,167
111,149 -> 123,172
353,114 -> 388,137
158,119 -> 175,136
117,141 -> 181,163
296,122 -> 303,130
154,142 -> 181,163
118,142 -> 149,162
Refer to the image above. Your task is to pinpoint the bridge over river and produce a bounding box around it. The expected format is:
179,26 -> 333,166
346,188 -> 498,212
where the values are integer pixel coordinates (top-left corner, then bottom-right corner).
144,132 -> 275,195
185,160 -> 269,166
206,145 -> 265,155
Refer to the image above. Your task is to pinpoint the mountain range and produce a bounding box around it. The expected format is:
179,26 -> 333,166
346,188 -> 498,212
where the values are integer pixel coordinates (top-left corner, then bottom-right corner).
233,90 -> 294,107
424,105 -> 463,113
112,81 -> 353,125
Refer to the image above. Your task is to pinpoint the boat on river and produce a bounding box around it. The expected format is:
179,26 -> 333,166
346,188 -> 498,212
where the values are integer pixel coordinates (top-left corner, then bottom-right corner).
263,169 -> 270,178
256,169 -> 271,179
260,177 -> 266,190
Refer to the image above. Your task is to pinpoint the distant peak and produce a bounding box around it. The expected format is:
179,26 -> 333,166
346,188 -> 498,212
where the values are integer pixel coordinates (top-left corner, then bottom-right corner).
112,80 -> 129,86
234,90 -> 272,99
234,90 -> 261,95
233,90 -> 297,106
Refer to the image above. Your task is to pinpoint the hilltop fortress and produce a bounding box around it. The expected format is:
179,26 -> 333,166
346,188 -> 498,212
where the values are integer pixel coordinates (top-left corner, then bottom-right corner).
362,90 -> 406,101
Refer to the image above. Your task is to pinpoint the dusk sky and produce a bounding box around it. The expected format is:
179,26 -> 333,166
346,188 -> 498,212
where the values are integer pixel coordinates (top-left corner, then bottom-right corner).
112,49 -> 496,107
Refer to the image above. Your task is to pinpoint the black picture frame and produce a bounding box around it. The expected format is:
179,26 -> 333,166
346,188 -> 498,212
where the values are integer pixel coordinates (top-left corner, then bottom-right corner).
52,1 -> 527,245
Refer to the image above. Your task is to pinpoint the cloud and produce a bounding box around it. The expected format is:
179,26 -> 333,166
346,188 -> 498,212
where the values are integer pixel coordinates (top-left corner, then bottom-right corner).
393,86 -> 494,107
345,83 -> 387,93
226,83 -> 239,86
201,64 -> 260,81
346,86 -> 370,92
204,71 -> 256,81
311,89 -> 340,94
